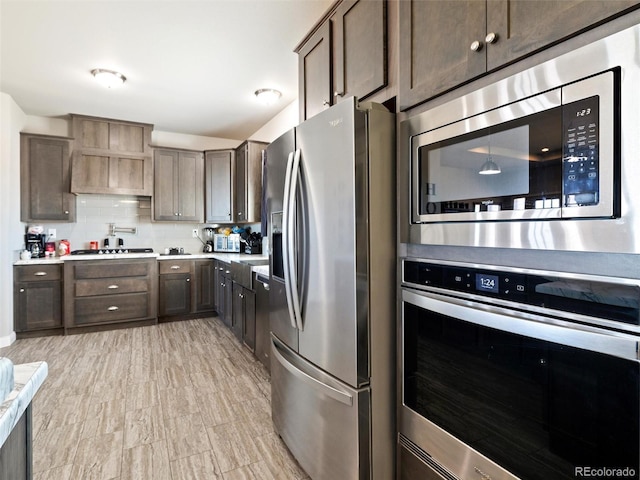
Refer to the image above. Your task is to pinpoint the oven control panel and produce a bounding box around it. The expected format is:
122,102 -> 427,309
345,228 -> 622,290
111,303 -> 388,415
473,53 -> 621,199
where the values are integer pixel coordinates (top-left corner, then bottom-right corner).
403,260 -> 640,326
404,261 -> 527,302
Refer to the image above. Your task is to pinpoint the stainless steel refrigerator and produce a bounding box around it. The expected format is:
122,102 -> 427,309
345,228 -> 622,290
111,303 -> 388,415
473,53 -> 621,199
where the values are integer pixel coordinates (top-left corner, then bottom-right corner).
265,98 -> 396,480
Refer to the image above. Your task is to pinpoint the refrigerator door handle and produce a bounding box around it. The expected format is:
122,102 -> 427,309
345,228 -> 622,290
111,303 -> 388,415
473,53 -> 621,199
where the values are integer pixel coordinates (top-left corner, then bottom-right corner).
272,337 -> 354,406
282,151 -> 298,330
287,149 -> 304,331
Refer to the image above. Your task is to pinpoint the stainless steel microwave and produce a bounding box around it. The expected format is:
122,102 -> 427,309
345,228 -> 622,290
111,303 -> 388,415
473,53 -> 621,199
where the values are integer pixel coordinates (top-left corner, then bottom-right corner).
410,70 -> 617,224
398,23 -> 640,254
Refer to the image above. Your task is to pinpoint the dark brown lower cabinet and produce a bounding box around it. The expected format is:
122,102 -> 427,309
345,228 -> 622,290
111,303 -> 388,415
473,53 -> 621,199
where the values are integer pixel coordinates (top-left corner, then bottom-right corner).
232,282 -> 255,350
14,264 -> 63,337
215,261 -> 233,328
158,259 -> 216,320
159,273 -> 191,316
0,407 -> 32,480
194,260 -> 215,312
64,258 -> 158,333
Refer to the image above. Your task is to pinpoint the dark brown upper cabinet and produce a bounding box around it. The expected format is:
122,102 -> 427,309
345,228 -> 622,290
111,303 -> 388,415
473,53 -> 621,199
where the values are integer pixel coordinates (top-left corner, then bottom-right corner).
298,21 -> 332,121
234,141 -> 267,224
20,133 -> 76,222
153,148 -> 204,222
399,0 -> 640,111
70,114 -> 153,196
205,149 -> 235,224
332,0 -> 386,104
297,0 -> 388,121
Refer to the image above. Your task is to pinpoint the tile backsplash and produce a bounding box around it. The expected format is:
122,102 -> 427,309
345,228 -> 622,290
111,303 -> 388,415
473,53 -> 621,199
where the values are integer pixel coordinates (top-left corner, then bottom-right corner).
22,194 -> 259,254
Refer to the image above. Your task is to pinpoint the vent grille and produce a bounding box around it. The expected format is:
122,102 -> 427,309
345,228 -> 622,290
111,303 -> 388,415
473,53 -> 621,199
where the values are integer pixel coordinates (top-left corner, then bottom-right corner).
399,434 -> 459,480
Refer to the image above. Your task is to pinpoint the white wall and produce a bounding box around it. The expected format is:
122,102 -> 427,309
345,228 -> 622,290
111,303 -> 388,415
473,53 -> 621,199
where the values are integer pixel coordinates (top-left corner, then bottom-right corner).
249,100 -> 298,143
0,93 -> 27,347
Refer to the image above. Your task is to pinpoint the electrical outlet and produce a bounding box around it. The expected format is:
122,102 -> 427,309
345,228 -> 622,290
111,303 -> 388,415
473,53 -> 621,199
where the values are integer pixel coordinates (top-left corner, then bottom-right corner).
192,229 -> 199,238
48,228 -> 57,239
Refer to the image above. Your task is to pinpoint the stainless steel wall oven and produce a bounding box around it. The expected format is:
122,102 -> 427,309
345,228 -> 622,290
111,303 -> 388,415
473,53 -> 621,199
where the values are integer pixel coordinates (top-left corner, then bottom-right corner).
400,24 -> 640,254
399,258 -> 640,480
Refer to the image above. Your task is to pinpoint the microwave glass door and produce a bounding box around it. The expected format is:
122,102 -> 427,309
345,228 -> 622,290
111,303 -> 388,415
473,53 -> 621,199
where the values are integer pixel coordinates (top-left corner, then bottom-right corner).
418,106 -> 563,216
403,300 -> 640,480
411,70 -> 615,224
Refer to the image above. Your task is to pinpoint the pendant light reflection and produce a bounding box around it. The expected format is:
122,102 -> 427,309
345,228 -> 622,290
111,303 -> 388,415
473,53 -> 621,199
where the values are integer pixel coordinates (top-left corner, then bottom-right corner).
478,135 -> 501,175
478,158 -> 501,175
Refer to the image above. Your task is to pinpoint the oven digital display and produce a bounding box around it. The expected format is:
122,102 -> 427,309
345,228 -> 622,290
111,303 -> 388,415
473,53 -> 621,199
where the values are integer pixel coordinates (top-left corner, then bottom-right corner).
476,273 -> 499,293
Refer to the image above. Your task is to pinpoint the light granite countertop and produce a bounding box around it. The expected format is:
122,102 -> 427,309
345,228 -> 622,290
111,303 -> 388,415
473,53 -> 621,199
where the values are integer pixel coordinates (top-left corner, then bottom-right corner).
0,361 -> 48,448
15,252 -> 269,268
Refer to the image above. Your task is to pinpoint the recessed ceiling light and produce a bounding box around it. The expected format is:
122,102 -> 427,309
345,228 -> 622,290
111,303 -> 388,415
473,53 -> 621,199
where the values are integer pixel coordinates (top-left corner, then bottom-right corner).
541,147 -> 550,152
91,68 -> 126,88
254,88 -> 282,105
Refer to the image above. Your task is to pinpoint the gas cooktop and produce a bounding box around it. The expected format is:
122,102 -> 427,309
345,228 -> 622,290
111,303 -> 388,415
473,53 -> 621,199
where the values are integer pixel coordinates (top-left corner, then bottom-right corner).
70,248 -> 154,255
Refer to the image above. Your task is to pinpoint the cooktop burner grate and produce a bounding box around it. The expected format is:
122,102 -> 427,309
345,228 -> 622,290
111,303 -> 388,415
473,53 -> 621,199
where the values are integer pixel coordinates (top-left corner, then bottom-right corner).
70,248 -> 154,255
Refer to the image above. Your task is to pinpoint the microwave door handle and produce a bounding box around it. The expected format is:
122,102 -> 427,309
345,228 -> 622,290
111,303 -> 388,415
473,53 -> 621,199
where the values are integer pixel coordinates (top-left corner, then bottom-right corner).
282,151 -> 298,330
287,149 -> 304,331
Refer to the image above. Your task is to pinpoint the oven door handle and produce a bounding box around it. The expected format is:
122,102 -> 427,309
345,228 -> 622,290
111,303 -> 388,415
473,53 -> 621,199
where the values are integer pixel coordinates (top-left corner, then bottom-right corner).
402,288 -> 640,361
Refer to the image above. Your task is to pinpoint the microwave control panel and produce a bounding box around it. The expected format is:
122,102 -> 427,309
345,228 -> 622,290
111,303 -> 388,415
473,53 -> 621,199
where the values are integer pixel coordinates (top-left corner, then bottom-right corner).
562,95 -> 599,206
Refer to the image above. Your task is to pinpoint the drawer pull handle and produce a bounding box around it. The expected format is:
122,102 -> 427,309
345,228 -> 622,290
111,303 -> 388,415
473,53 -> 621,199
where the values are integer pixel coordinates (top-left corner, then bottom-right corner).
225,270 -> 230,274
107,284 -> 119,289
107,306 -> 119,311
19,288 -> 25,293
171,265 -> 181,270
34,272 -> 47,276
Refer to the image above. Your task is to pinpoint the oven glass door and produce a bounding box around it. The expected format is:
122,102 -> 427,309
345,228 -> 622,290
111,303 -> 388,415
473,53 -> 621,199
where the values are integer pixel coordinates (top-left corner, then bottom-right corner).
403,289 -> 639,480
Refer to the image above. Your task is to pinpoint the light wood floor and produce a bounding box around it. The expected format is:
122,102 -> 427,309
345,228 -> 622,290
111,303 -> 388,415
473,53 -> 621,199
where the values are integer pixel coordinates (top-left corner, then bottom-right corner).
0,317 -> 309,480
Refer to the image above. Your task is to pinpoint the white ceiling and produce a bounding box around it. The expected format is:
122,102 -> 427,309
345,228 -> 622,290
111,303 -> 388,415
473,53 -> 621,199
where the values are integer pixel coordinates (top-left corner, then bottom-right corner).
0,0 -> 333,140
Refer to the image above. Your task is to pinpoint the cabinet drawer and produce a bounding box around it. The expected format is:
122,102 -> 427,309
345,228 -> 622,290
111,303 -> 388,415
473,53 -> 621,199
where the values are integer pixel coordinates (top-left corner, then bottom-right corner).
15,265 -> 62,282
159,260 -> 193,274
74,293 -> 149,324
75,277 -> 149,297
74,261 -> 150,279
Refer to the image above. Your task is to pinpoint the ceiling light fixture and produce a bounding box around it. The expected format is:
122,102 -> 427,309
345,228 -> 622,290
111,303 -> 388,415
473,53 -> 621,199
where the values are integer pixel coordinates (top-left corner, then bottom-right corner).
91,68 -> 126,88
254,88 -> 282,105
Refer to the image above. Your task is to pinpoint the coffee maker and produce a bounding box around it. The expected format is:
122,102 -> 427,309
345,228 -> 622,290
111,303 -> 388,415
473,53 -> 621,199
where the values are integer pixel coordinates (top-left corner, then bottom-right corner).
25,233 -> 46,258
203,227 -> 215,253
